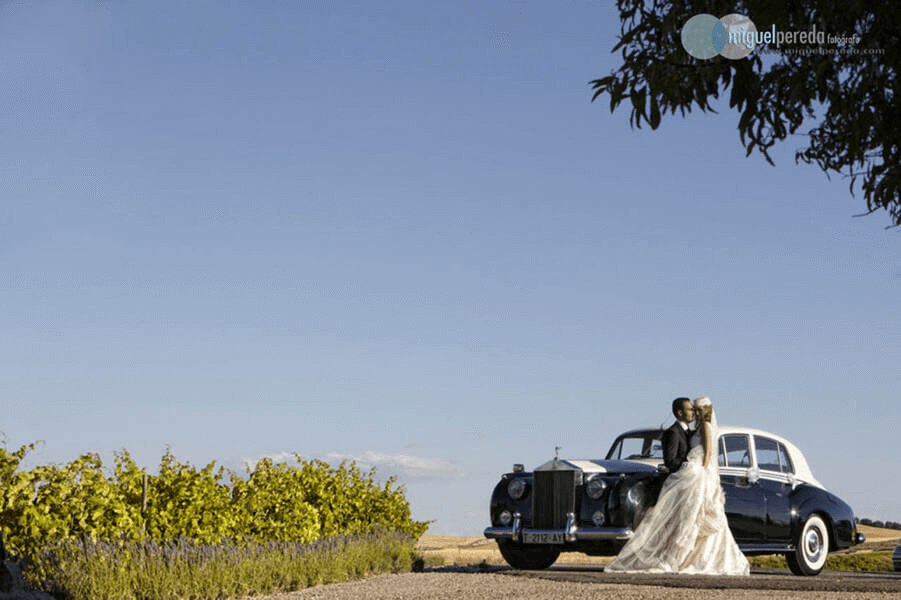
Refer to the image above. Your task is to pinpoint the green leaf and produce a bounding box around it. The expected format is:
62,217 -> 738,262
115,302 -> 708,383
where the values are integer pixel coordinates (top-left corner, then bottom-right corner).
649,94 -> 661,129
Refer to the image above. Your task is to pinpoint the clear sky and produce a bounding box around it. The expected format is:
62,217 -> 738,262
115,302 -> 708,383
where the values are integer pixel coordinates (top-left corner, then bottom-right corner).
2,1 -> 898,536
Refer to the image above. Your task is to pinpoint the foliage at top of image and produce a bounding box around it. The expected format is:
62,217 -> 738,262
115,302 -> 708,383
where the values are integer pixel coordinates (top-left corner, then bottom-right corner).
0,440 -> 428,563
591,1 -> 900,228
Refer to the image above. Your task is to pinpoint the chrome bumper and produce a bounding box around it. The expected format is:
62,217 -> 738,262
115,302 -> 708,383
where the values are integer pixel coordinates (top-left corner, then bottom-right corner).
484,512 -> 633,543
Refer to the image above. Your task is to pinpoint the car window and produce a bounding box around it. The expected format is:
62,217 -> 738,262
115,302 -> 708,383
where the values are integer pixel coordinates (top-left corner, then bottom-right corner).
755,436 -> 782,471
720,434 -> 751,468
607,435 -> 662,460
607,439 -> 622,460
754,435 -> 794,473
777,442 -> 794,474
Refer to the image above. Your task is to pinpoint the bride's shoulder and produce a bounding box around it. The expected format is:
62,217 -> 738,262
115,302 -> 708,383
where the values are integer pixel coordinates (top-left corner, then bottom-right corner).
691,422 -> 712,441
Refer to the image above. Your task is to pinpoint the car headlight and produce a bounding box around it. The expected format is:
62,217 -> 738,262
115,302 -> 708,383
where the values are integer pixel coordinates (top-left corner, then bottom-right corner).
586,478 -> 608,500
499,510 -> 513,526
627,483 -> 645,506
507,478 -> 528,500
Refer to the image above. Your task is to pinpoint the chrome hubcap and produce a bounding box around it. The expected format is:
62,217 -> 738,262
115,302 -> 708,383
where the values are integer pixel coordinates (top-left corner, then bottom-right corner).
805,528 -> 823,561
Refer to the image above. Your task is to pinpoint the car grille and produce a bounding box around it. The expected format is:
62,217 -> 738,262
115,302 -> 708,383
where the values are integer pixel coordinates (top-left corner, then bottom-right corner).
533,470 -> 576,529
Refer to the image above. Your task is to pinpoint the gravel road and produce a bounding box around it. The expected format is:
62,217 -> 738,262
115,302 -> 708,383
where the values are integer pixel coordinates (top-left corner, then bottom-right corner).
249,568 -> 901,600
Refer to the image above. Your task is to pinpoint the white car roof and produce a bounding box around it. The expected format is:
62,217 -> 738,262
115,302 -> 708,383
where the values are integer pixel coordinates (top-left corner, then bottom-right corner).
716,425 -> 822,488
616,425 -> 824,489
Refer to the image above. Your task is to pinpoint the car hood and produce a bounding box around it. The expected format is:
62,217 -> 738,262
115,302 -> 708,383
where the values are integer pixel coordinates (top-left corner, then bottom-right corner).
533,458 -> 659,475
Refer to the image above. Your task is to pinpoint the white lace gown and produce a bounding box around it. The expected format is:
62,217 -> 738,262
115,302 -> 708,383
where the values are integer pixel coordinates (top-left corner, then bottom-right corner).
605,429 -> 750,575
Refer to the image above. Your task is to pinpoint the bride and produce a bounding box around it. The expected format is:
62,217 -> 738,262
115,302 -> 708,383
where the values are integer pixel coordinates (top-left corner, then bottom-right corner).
605,396 -> 750,575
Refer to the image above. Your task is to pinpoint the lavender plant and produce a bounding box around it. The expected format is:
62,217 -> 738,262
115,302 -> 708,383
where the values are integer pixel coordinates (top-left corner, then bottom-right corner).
34,529 -> 417,600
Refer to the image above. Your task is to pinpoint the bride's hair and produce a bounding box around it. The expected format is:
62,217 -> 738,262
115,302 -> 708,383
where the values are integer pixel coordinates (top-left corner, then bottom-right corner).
693,396 -> 713,422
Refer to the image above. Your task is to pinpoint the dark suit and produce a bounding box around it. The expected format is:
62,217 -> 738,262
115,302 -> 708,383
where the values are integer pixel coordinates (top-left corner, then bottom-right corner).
662,421 -> 690,474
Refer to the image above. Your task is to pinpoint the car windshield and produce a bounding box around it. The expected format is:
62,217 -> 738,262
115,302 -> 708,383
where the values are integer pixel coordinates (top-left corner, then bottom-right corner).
606,432 -> 664,460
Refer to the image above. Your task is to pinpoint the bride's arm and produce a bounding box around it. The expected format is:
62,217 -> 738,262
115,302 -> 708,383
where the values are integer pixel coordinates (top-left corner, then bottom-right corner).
702,422 -> 712,467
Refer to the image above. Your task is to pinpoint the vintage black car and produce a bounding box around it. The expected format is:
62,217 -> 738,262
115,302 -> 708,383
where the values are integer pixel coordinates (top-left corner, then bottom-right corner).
484,426 -> 864,575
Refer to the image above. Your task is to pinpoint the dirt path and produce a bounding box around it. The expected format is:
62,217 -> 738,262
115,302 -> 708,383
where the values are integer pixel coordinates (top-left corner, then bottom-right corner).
249,570 -> 900,600
247,526 -> 901,599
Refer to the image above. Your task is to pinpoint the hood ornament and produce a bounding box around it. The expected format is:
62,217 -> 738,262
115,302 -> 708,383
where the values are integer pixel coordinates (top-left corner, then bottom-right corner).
554,446 -> 561,464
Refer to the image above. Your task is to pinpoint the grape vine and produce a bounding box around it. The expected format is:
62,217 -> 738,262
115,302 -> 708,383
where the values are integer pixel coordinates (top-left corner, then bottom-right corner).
0,442 -> 427,560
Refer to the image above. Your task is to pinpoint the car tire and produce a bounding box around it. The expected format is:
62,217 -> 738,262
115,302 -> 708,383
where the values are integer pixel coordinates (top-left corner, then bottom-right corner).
497,540 -> 560,570
786,514 -> 829,576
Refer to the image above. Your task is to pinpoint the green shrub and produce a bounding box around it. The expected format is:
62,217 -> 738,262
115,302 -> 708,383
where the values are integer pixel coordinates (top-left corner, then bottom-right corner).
230,457 -> 322,543
0,441 -> 427,563
748,551 -> 894,572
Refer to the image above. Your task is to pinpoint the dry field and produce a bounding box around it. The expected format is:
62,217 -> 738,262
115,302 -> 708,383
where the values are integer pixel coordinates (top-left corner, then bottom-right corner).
417,524 -> 901,567
416,534 -> 608,567
855,523 -> 901,542
845,524 -> 901,552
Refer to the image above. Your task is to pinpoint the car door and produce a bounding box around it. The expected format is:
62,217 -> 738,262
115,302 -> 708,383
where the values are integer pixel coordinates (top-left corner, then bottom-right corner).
718,433 -> 767,543
753,435 -> 795,543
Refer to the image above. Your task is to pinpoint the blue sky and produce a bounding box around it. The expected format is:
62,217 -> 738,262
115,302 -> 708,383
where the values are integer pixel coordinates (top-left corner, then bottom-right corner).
2,1 -> 898,536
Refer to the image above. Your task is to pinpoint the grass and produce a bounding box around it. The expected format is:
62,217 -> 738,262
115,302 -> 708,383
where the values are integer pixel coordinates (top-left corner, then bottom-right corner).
24,529 -> 417,600
421,555 -> 446,567
748,551 -> 894,572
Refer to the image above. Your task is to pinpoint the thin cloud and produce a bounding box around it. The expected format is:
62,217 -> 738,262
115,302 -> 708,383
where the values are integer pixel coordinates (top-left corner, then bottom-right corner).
239,450 -> 465,480
324,450 -> 465,480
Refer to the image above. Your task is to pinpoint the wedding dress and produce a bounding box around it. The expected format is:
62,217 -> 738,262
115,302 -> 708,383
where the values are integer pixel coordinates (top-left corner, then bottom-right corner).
605,406 -> 750,575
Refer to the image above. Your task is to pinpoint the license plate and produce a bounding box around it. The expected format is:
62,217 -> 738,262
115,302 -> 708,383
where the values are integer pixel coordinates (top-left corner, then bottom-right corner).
522,532 -> 564,544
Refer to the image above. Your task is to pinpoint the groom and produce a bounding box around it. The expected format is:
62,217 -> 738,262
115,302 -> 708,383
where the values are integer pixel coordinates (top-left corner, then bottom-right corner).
662,397 -> 694,474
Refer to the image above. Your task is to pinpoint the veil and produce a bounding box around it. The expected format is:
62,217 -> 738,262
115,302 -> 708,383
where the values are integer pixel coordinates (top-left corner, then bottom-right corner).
693,396 -> 719,443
